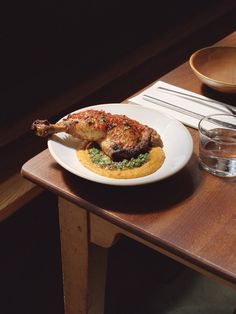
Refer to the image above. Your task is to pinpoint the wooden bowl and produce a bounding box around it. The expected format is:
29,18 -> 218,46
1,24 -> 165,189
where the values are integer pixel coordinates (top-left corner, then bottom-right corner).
189,46 -> 236,93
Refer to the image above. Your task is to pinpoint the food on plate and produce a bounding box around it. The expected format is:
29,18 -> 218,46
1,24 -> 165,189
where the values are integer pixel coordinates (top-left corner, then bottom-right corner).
77,144 -> 165,179
32,109 -> 165,178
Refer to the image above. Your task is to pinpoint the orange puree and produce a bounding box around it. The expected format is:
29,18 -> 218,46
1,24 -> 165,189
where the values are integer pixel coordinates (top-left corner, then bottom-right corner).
77,147 -> 165,179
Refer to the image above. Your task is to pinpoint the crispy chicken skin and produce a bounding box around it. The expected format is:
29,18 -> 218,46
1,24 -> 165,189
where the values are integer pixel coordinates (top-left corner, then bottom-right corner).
32,109 -> 162,160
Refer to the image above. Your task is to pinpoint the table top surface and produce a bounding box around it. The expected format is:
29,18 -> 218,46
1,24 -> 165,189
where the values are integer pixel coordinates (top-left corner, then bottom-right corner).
22,32 -> 236,285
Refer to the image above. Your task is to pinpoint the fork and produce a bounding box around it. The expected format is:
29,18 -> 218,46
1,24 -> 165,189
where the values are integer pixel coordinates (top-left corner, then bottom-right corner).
157,86 -> 236,115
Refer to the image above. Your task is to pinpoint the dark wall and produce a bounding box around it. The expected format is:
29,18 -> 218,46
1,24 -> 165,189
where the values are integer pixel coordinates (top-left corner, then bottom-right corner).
0,0 -> 226,125
0,0 -> 218,87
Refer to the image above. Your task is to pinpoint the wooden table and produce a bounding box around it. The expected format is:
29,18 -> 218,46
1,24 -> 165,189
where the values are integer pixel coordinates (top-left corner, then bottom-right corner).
21,31 -> 236,314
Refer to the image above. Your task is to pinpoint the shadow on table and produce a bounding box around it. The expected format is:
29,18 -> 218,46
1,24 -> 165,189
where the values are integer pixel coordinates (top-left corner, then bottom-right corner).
62,153 -> 202,213
201,84 -> 236,107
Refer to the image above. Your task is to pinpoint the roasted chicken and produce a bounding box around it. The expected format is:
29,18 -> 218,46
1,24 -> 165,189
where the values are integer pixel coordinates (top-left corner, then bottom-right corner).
32,109 -> 162,160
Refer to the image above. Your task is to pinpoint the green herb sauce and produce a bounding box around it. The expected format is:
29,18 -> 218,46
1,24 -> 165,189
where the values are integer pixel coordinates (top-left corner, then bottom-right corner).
88,147 -> 150,170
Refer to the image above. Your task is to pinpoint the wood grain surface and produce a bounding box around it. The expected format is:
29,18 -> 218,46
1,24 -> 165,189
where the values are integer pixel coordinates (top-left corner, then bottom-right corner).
22,32 -> 236,286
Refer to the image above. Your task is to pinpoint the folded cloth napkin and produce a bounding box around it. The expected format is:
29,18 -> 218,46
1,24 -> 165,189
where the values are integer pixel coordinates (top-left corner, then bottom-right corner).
128,81 -> 231,129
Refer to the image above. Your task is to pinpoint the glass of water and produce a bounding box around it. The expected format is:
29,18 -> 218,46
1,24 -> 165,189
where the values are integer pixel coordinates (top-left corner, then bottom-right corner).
198,114 -> 236,177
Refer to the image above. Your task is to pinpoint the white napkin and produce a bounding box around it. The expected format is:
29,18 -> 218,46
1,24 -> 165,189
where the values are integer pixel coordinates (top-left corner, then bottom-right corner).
128,81 -> 231,129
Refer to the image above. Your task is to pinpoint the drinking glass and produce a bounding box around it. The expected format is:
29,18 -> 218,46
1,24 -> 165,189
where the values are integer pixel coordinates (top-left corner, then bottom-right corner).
198,114 -> 236,177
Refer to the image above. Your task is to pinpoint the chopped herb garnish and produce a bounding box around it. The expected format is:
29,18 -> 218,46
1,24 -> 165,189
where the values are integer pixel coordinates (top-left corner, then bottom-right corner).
99,115 -> 106,124
88,147 -> 149,170
124,124 -> 131,130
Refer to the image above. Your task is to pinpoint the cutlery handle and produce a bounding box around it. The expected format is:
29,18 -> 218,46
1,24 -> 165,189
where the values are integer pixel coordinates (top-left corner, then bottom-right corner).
143,94 -> 236,129
143,94 -> 204,120
157,86 -> 235,114
207,117 -> 236,130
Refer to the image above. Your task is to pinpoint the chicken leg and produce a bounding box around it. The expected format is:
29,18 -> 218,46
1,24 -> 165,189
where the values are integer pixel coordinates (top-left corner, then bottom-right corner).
31,109 -> 162,160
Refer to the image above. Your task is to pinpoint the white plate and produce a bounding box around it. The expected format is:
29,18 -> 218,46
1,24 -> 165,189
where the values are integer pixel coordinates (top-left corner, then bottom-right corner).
48,103 -> 193,186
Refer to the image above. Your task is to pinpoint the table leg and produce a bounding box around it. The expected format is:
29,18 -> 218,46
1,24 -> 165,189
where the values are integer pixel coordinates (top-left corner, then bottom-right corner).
58,197 -> 108,314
